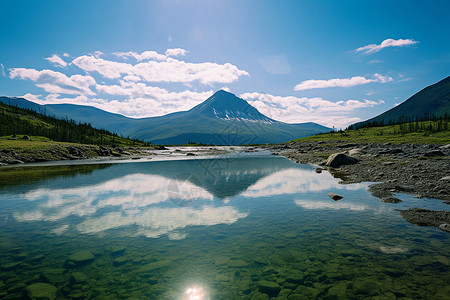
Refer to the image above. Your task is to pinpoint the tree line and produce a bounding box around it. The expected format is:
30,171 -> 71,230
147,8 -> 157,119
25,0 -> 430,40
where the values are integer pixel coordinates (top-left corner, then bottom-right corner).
347,112 -> 449,135
0,102 -> 150,147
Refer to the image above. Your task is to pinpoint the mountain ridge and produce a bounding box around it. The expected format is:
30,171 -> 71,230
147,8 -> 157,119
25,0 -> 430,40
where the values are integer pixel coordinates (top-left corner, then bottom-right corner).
0,91 -> 330,145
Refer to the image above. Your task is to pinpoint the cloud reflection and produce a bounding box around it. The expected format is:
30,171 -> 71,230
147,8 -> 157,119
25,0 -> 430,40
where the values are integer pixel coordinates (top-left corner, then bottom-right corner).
76,206 -> 248,239
295,199 -> 367,211
12,173 -> 249,239
242,168 -> 364,198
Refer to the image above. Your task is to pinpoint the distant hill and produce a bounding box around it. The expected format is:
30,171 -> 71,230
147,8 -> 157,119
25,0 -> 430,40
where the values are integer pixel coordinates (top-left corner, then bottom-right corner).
1,91 -> 330,145
354,76 -> 450,128
0,100 -> 148,147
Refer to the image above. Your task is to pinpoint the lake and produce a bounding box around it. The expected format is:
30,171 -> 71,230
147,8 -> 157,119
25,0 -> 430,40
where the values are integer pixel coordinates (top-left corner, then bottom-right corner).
0,152 -> 449,299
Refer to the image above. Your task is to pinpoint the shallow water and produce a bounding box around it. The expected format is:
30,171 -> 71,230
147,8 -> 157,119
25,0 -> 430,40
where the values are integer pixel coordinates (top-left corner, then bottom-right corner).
0,154 -> 449,299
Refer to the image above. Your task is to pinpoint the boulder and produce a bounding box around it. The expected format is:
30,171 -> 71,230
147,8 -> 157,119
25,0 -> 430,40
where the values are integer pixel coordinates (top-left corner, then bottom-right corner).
328,192 -> 343,201
325,153 -> 358,168
26,283 -> 58,300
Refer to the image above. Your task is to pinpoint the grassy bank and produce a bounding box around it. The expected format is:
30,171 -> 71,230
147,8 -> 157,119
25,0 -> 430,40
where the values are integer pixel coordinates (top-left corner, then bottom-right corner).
0,135 -> 153,164
291,121 -> 450,144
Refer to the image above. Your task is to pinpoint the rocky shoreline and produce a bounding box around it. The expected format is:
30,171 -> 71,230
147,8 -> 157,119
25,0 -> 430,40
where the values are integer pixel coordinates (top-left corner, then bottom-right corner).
265,141 -> 450,232
0,144 -> 154,166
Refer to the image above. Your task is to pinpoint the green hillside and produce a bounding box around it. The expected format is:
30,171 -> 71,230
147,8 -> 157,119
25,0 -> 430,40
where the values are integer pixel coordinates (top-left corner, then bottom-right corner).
0,101 -> 149,147
290,120 -> 450,144
355,76 -> 450,127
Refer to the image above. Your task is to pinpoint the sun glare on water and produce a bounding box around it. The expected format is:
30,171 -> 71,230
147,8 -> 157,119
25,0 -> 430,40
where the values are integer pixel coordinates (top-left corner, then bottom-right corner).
183,285 -> 207,300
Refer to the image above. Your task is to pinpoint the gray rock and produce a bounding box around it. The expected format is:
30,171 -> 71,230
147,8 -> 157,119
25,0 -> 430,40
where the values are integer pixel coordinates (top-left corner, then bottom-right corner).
325,153 -> 358,168
439,223 -> 450,233
381,197 -> 402,204
440,176 -> 450,181
26,283 -> 58,300
424,150 -> 445,157
348,148 -> 362,156
396,208 -> 450,227
328,192 -> 343,201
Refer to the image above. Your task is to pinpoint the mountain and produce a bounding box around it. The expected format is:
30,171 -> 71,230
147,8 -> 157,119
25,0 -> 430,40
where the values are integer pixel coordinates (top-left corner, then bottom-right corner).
354,76 -> 450,127
0,90 -> 330,144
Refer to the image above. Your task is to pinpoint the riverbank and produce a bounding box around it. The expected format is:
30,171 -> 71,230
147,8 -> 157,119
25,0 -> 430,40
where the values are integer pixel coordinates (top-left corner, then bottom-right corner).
0,139 -> 243,167
0,139 -> 154,166
265,141 -> 450,231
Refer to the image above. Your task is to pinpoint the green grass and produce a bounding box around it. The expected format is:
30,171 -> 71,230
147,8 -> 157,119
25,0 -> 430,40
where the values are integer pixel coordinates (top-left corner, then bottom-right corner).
290,121 -> 450,144
0,135 -> 154,162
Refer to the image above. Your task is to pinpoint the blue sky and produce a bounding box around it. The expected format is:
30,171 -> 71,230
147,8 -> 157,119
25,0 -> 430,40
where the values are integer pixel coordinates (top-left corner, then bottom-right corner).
1,0 -> 449,128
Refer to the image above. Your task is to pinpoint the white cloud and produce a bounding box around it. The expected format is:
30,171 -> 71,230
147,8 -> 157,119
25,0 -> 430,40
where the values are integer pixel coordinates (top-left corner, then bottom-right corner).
241,92 -> 384,128
34,85 -> 213,118
45,54 -> 67,68
22,93 -> 42,102
355,38 -> 419,55
9,68 -> 96,95
92,51 -> 104,58
1,63 -> 5,77
113,50 -> 167,61
373,73 -> 393,83
10,49 -> 248,118
294,73 -> 393,91
63,53 -> 70,57
165,48 -> 188,57
73,51 -> 249,85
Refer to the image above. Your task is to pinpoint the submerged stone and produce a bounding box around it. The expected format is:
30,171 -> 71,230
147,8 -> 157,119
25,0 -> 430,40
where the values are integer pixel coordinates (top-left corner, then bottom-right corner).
285,271 -> 305,284
353,280 -> 381,296
1,261 -> 22,271
228,259 -> 249,268
257,280 -> 281,296
70,272 -> 88,284
110,246 -> 126,256
26,283 -> 58,300
66,251 -> 95,266
137,260 -> 172,273
113,257 -> 129,266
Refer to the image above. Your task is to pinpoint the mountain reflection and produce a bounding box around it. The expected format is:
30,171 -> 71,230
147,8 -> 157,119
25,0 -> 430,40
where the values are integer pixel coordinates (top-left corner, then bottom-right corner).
6,155 -> 365,239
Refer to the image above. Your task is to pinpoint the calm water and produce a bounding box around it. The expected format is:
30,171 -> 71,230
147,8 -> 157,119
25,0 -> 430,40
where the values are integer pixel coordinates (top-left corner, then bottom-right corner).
0,153 -> 449,299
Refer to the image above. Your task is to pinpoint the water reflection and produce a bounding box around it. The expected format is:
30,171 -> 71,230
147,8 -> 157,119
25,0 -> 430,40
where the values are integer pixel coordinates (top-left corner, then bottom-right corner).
3,155 -> 370,239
